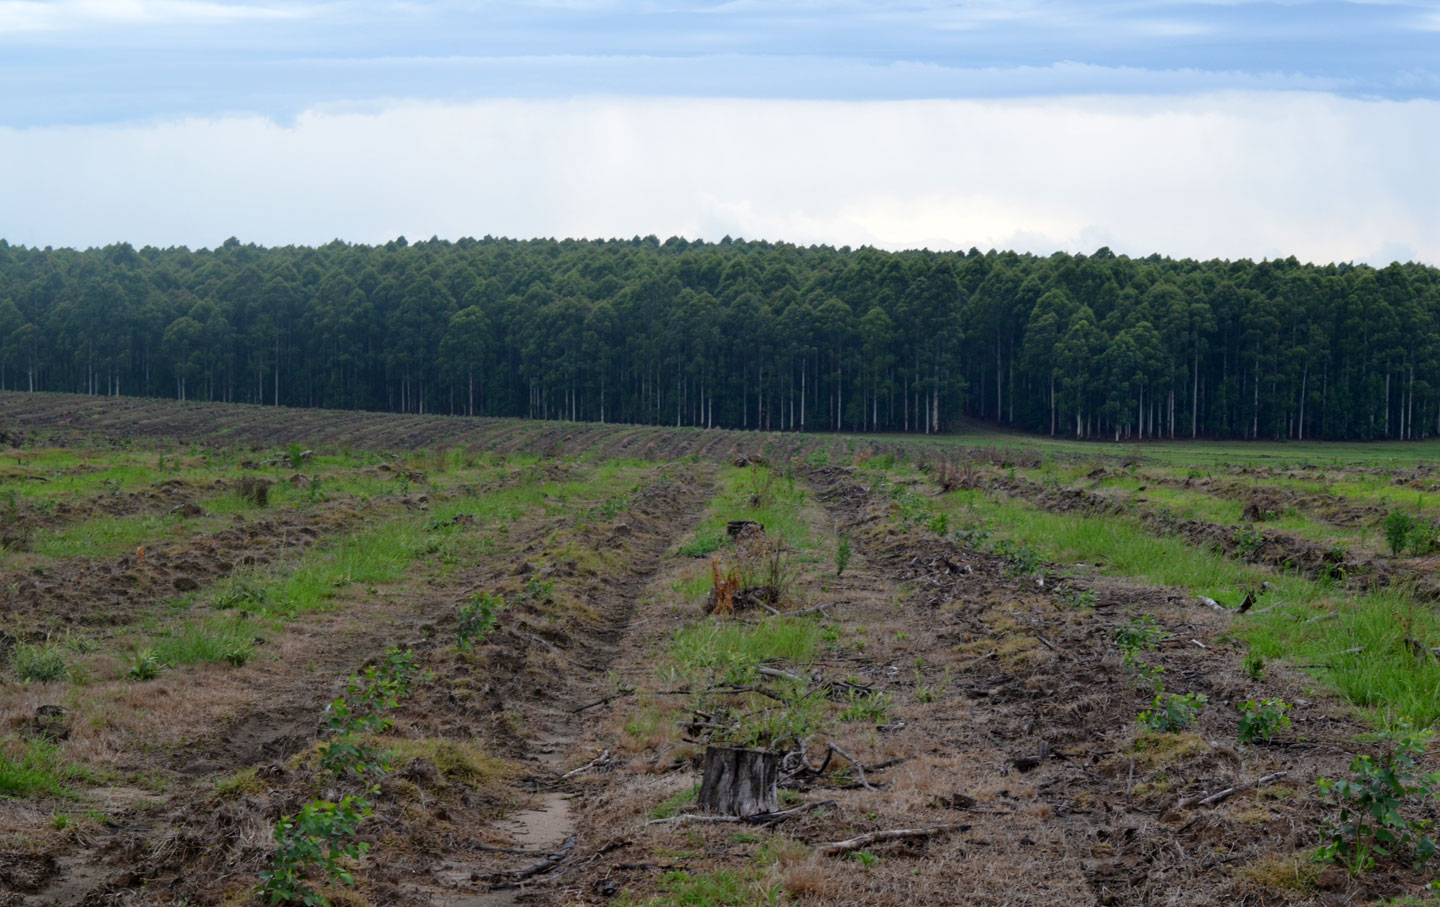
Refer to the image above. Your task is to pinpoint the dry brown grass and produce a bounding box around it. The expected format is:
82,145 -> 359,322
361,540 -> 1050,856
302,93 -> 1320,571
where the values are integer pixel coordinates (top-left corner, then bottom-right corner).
1238,852 -> 1321,896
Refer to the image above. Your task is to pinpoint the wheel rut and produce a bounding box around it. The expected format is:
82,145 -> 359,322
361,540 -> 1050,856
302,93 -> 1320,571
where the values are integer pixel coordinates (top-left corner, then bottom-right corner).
412,464 -> 717,905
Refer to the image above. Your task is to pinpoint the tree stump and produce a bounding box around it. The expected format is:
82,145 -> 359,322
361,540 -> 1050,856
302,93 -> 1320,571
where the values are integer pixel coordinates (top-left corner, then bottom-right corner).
726,520 -> 764,539
698,746 -> 779,817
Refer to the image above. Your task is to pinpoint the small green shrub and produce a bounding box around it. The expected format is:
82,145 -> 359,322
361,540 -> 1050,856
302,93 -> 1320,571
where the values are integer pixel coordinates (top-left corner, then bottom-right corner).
286,443 -> 309,472
1237,698 -> 1291,744
1317,727 -> 1440,875
520,575 -> 554,602
1244,650 -> 1266,681
1385,510 -> 1417,557
991,538 -> 1042,576
1407,520 -> 1439,557
458,592 -> 506,651
1114,616 -> 1168,654
835,532 -> 852,577
1139,692 -> 1207,732
852,850 -> 880,869
1232,525 -> 1265,560
258,794 -> 373,906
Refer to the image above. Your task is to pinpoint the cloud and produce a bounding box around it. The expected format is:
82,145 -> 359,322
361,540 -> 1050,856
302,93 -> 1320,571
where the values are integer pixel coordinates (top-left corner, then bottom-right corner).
0,94 -> 1435,266
0,0 -> 315,33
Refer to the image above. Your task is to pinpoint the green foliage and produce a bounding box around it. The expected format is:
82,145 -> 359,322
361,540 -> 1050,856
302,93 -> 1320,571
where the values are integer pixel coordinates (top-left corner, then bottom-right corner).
1232,525 -> 1265,560
11,640 -> 67,683
457,592 -> 506,651
1237,698 -> 1291,744
914,661 -> 949,703
264,649 -> 420,900
677,534 -> 724,558
1114,616 -> 1168,654
989,537 -> 1042,576
286,443 -> 309,472
1139,692 -> 1207,732
7,240 -> 1440,443
1317,728 -> 1440,875
212,578 -> 268,611
651,868 -> 780,906
151,618 -> 260,668
0,736 -> 93,797
834,531 -> 852,577
1385,510 -> 1417,557
317,646 -> 419,779
316,733 -> 389,781
1384,510 -> 1439,557
1244,650 -> 1266,681
650,783 -> 701,819
839,689 -> 893,724
127,649 -> 164,681
669,619 -> 819,683
1090,579 -> 1171,692
520,575 -> 554,602
258,794 -> 374,906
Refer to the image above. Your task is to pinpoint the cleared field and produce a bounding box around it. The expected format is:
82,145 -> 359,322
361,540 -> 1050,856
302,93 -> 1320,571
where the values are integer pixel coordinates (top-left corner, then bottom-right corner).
3,393 -> 1440,905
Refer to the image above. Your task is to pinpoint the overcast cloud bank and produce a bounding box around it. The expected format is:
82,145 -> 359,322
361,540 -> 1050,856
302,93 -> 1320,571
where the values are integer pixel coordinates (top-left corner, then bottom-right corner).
1,94 -> 1435,265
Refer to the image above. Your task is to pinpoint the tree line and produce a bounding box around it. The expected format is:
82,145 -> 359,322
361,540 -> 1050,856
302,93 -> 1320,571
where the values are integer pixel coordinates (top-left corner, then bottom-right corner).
0,235 -> 1436,441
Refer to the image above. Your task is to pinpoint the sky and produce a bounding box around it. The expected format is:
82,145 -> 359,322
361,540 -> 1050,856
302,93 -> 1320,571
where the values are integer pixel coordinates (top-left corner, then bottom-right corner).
0,0 -> 1437,263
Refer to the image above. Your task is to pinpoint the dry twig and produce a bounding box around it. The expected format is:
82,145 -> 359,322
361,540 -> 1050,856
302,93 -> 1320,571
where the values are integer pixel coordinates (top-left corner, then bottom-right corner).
816,823 -> 969,856
1176,771 -> 1289,810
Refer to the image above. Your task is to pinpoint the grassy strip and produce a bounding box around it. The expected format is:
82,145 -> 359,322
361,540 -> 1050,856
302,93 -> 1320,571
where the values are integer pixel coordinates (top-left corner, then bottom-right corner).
688,464 -> 814,552
0,737 -> 105,798
934,482 -> 1440,729
251,463 -> 653,617
888,428 -> 1440,469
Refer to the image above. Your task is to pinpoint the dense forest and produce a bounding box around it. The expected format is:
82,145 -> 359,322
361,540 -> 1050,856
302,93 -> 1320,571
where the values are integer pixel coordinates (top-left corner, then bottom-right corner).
0,236 -> 1437,440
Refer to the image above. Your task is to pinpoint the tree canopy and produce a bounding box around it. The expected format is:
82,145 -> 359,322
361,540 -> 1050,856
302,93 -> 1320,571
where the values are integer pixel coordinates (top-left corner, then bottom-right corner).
0,235 -> 1436,440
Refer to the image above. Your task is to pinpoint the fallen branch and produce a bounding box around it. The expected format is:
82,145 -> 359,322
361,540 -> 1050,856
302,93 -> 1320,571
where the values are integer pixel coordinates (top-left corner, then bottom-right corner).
1034,634 -> 1070,660
559,749 -> 611,781
720,683 -> 790,704
816,823 -> 969,856
570,691 -> 634,714
1176,771 -> 1289,810
784,601 -> 846,618
825,743 -> 876,791
490,835 -> 576,886
645,813 -> 746,826
506,628 -> 576,662
757,666 -> 807,684
646,799 -> 838,827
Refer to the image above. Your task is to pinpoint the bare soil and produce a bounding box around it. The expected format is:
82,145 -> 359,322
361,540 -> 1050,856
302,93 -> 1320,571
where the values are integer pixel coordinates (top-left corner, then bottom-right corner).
3,397 -> 1435,905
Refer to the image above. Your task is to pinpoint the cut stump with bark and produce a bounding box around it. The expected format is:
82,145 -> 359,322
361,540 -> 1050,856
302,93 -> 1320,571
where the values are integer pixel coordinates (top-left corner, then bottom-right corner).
699,746 -> 779,817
